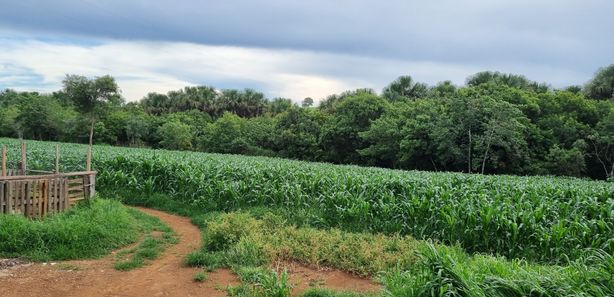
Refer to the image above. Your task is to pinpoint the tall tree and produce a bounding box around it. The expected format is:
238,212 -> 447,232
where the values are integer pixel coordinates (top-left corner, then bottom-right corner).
268,98 -> 295,115
585,64 -> 614,100
302,97 -> 314,107
382,75 -> 428,101
158,120 -> 193,150
588,108 -> 614,179
274,107 -> 324,160
61,75 -> 121,146
467,71 -> 549,93
320,92 -> 389,163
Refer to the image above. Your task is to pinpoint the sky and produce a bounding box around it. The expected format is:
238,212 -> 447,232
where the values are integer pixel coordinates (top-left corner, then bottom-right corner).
0,0 -> 613,102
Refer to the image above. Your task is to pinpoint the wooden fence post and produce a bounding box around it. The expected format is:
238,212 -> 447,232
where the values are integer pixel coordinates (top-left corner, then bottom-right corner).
89,173 -> 96,199
1,145 -> 6,177
55,145 -> 60,173
20,142 -> 26,175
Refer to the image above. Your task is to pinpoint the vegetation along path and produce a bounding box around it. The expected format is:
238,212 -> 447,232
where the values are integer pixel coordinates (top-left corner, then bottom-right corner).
0,207 -> 377,297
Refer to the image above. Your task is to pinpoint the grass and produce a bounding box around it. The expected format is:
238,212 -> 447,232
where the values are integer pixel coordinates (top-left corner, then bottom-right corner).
0,196 -> 177,272
56,263 -> 81,271
226,268 -> 292,297
113,208 -> 178,271
199,211 -> 418,276
193,270 -> 208,282
300,289 -> 377,297
0,199 -> 141,261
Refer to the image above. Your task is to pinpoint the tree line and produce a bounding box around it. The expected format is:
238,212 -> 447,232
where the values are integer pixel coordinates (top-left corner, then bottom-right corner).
1,65 -> 613,180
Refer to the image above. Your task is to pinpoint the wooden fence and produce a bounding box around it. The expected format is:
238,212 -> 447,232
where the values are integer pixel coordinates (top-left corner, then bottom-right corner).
0,171 -> 96,217
1,142 -> 96,218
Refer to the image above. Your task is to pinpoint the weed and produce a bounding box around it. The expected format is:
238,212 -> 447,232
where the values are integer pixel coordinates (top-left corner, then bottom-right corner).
193,271 -> 208,282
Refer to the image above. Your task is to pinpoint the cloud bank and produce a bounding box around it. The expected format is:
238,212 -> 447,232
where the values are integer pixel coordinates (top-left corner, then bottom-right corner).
0,0 -> 612,101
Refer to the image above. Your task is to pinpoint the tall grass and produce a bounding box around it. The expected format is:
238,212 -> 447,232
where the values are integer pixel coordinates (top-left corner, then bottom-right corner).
0,199 -> 140,260
189,210 -> 614,297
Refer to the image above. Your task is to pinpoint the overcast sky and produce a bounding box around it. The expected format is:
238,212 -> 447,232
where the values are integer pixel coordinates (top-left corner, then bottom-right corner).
1,0 -> 612,102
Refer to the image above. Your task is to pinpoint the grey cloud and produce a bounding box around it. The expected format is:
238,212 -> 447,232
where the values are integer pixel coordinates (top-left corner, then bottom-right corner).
1,0 -> 613,75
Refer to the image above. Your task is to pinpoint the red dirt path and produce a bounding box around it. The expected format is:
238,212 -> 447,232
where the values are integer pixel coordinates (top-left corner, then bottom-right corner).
0,207 -> 379,296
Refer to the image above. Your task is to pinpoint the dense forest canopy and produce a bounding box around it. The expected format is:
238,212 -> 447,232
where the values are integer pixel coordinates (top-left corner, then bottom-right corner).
1,66 -> 613,180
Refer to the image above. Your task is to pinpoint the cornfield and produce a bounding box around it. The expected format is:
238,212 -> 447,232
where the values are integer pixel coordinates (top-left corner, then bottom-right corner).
2,138 -> 613,263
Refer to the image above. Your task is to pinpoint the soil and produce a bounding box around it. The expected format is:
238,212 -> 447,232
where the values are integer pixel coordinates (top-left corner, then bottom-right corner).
0,207 -> 380,296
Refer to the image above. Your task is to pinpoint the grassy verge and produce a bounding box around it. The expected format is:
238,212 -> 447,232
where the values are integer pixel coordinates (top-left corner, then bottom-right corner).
0,197 -> 177,272
0,199 -> 141,261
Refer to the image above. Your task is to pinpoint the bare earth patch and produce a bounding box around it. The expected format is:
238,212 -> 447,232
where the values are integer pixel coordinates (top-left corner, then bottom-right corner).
0,207 -> 379,297
276,261 -> 380,295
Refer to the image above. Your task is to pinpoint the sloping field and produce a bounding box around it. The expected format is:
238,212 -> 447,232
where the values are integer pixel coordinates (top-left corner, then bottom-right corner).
3,138 -> 612,263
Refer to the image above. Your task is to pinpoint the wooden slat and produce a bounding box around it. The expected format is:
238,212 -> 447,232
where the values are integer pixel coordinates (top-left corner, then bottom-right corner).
68,186 -> 85,192
68,179 -> 84,185
0,171 -> 97,181
37,180 -> 42,217
63,179 -> 69,211
25,181 -> 31,217
19,181 -> 25,215
68,194 -> 84,200
42,180 -> 48,216
7,182 -> 13,214
0,181 -> 5,213
49,179 -> 55,213
59,178 -> 63,211
54,178 -> 59,212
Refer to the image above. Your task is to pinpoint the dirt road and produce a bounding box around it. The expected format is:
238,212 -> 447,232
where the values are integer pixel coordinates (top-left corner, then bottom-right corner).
0,207 -> 378,297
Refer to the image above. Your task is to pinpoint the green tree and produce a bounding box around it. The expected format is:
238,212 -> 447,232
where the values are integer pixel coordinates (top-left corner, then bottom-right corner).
467,71 -> 549,93
473,100 -> 529,174
318,89 -> 376,113
359,103 -> 407,168
545,144 -> 586,177
214,89 -> 267,118
268,98 -> 295,115
245,116 -> 276,156
61,74 -> 121,146
126,114 -> 151,147
588,108 -> 614,179
382,75 -> 428,101
302,97 -> 314,107
158,121 -> 193,150
0,105 -> 20,138
585,64 -> 614,100
274,107 -> 324,160
430,80 -> 457,97
397,101 -> 458,171
200,112 -> 248,153
320,92 -> 389,163
15,94 -> 75,140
